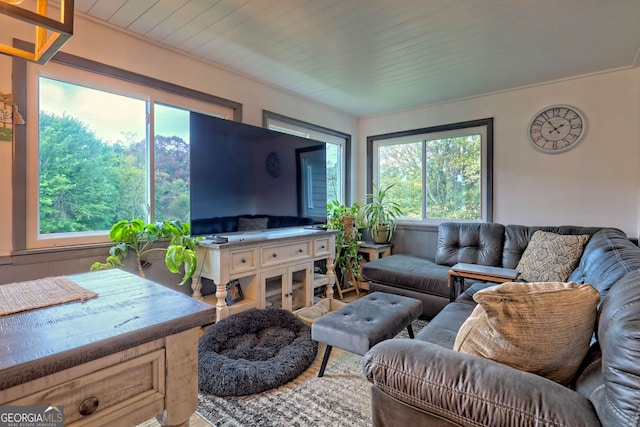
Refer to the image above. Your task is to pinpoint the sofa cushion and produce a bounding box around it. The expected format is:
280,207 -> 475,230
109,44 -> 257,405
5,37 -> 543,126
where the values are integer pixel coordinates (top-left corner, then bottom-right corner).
415,302 -> 475,348
590,270 -> 640,426
516,231 -> 589,282
435,222 -> 505,267
568,228 -> 640,302
502,225 -> 603,269
238,216 -> 269,231
266,215 -> 315,228
453,281 -> 600,384
362,254 -> 450,298
190,214 -> 315,235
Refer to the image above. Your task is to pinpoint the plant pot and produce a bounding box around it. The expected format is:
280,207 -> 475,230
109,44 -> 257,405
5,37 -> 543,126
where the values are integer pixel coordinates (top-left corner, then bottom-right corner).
371,226 -> 390,243
340,216 -> 358,242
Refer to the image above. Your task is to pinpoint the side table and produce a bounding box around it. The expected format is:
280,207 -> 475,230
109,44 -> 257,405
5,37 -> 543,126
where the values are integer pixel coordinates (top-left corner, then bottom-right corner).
448,263 -> 519,302
358,242 -> 392,291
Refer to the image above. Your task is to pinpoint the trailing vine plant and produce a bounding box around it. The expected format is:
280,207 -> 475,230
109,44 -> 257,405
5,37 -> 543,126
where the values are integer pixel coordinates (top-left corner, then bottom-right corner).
91,219 -> 200,285
327,200 -> 363,285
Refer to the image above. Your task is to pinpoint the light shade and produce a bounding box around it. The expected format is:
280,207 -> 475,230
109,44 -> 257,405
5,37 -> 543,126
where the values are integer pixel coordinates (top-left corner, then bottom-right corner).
0,0 -> 74,64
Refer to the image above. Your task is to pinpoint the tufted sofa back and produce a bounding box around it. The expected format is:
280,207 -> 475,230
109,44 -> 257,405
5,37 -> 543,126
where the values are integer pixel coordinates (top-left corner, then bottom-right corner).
501,225 -> 604,269
435,222 -> 505,267
434,222 -> 608,269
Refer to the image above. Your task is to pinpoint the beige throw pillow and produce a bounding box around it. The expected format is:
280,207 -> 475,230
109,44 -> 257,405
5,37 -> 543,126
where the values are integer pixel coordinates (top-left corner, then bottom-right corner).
453,281 -> 600,384
516,231 -> 589,282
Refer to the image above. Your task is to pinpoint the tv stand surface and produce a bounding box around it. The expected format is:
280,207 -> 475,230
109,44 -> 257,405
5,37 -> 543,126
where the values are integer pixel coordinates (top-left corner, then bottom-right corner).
192,227 -> 338,322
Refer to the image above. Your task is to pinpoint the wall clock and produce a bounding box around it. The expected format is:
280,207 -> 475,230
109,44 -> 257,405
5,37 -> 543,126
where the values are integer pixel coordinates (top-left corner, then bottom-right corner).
265,151 -> 281,177
527,105 -> 586,153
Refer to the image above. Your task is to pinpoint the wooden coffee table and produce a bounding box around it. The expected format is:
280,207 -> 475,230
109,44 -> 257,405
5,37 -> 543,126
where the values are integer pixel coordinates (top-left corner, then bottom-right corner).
448,263 -> 519,302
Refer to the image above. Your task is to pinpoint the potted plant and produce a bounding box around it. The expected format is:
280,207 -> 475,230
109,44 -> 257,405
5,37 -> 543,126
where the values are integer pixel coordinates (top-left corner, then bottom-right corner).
362,183 -> 404,243
91,219 -> 200,285
326,200 -> 363,288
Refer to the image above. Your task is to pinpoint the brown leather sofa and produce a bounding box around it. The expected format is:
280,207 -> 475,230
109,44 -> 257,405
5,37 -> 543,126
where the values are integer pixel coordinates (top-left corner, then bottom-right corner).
363,226 -> 640,426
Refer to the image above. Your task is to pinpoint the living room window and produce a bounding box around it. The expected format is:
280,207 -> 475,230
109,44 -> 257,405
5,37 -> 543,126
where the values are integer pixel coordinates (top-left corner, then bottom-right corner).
264,111 -> 351,204
367,118 -> 493,223
22,58 -> 238,249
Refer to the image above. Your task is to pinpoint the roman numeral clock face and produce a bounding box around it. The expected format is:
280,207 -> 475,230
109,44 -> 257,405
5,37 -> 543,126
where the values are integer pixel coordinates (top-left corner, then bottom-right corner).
528,105 -> 587,153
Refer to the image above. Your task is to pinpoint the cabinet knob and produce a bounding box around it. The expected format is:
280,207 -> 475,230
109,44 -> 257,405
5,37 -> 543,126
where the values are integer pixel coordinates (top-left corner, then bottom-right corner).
79,397 -> 99,416
298,248 -> 303,253
320,245 -> 325,249
272,253 -> 277,258
241,258 -> 246,263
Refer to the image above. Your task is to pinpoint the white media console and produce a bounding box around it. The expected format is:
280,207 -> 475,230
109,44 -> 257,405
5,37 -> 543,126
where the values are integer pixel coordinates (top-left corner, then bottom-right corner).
191,227 -> 337,322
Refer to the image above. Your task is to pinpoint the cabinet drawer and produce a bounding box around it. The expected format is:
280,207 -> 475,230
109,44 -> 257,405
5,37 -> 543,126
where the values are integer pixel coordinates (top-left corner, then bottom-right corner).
6,349 -> 165,426
261,242 -> 311,267
230,249 -> 257,274
314,238 -> 331,257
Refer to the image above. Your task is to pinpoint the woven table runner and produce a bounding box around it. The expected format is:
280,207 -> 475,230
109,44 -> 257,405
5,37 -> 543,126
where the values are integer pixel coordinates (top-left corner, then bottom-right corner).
0,276 -> 98,316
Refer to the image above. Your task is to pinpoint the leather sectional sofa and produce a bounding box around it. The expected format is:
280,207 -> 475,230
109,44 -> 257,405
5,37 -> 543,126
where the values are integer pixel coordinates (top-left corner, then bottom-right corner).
362,223 -> 640,426
362,222 -> 607,318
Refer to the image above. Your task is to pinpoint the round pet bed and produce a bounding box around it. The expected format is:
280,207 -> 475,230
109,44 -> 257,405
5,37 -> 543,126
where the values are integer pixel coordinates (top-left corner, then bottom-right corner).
198,308 -> 317,396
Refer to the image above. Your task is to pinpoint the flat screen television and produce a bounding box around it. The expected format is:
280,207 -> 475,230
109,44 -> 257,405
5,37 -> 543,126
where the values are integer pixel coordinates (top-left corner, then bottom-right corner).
189,113 -> 327,236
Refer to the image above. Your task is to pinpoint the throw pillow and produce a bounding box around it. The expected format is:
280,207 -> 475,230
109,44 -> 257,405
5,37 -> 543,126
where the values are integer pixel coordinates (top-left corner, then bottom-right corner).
453,281 -> 600,384
238,217 -> 269,231
516,230 -> 589,282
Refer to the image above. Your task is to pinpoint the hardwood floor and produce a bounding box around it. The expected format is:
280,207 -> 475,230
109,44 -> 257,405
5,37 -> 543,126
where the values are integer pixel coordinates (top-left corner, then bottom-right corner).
340,287 -> 368,303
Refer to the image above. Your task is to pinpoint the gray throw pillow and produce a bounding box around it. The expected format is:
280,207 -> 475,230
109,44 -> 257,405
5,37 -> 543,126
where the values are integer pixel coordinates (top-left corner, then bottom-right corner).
238,217 -> 269,231
516,230 -> 589,282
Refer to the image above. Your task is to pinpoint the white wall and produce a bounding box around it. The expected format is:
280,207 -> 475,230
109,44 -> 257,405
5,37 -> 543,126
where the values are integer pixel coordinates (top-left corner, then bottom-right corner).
0,13 -> 359,256
359,69 -> 640,238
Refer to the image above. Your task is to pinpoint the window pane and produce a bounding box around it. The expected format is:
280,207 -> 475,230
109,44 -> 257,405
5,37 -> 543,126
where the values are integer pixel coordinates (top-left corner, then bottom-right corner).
425,134 -> 481,220
154,103 -> 190,223
369,120 -> 491,224
38,77 -> 146,234
377,141 -> 422,219
326,142 -> 342,202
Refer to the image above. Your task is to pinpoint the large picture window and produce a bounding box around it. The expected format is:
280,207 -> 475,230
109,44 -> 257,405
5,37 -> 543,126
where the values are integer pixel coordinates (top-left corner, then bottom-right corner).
368,119 -> 493,223
24,59 -> 237,248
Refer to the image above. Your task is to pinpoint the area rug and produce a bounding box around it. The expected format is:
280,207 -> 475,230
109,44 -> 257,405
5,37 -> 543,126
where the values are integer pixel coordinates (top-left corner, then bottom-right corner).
199,308 -> 317,396
197,318 -> 428,427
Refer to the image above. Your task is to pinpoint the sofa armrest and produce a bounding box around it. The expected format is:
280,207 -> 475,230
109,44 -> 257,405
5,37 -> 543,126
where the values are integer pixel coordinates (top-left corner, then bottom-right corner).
363,339 -> 601,427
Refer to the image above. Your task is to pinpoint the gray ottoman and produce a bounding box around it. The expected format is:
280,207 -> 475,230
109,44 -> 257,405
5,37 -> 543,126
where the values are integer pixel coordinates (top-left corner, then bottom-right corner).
311,292 -> 422,376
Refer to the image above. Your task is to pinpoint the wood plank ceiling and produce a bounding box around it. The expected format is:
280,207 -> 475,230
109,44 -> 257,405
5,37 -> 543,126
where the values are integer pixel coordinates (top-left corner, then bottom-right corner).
74,0 -> 640,117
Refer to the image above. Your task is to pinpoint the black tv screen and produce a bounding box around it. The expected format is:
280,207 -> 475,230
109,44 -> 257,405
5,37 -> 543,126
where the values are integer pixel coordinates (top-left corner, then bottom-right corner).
189,113 -> 327,236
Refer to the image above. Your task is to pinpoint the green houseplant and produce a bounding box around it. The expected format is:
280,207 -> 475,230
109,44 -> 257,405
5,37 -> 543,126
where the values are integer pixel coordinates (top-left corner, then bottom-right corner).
91,219 -> 199,285
362,183 -> 404,243
327,200 -> 363,286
